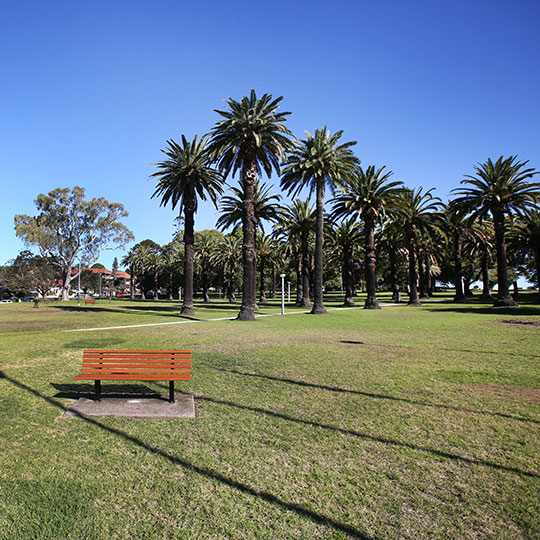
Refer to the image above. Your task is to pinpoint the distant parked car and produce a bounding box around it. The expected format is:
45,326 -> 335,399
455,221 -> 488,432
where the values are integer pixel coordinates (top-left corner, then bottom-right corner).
0,299 -> 13,303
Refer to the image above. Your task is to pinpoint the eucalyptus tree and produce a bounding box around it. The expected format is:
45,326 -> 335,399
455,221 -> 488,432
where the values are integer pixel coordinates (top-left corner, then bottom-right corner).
281,127 -> 359,314
151,135 -> 223,315
451,156 -> 540,307
327,219 -> 362,306
208,90 -> 294,321
395,188 -> 444,305
331,165 -> 402,309
275,199 -> 316,307
14,186 -> 133,301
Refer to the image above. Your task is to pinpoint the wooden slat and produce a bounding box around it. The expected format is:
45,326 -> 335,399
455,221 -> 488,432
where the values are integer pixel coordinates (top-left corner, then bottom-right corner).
83,350 -> 191,354
75,373 -> 191,381
82,357 -> 190,362
80,370 -> 189,375
82,363 -> 189,369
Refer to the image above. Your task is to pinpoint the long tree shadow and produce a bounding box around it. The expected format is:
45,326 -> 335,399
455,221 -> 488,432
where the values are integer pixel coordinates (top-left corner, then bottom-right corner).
422,305 -> 540,316
0,372 -> 373,540
207,366 -> 540,425
149,387 -> 537,479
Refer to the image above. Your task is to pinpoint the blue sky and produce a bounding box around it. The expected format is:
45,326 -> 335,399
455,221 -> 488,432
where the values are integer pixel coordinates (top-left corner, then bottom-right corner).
2,0 -> 539,270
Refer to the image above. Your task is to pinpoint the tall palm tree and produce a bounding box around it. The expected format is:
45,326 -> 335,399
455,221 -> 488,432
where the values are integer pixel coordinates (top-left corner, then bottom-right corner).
208,90 -> 294,321
216,181 -> 283,233
213,233 -> 242,302
275,199 -> 316,307
151,135 -> 223,315
509,211 -> 540,297
451,156 -> 540,307
121,249 -> 137,300
327,218 -> 362,306
331,165 -> 402,309
395,187 -> 444,305
281,127 -> 359,314
378,220 -> 406,303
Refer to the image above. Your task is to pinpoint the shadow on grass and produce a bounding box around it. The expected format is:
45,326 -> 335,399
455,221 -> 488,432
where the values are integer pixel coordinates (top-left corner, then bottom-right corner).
52,382 -> 162,400
190,393 -> 539,478
0,372 -> 373,540
208,366 -> 540,425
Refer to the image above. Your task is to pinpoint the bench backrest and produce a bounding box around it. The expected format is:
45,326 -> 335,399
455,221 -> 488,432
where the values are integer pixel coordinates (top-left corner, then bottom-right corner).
81,350 -> 191,380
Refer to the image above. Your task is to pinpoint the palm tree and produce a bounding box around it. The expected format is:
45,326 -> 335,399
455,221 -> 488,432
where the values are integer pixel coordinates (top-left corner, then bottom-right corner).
281,127 -> 359,314
216,181 -> 283,233
509,211 -> 540,297
195,234 -> 215,303
151,135 -> 223,315
208,90 -> 294,321
213,233 -> 242,302
331,165 -> 402,309
395,188 -> 444,305
275,199 -> 316,307
451,156 -> 540,307
327,218 -> 362,306
256,233 -> 282,304
378,221 -> 406,303
121,249 -> 137,300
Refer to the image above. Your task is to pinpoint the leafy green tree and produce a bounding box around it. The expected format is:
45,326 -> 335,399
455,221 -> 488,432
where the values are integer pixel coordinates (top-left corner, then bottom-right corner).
152,135 -> 223,315
331,165 -> 402,309
208,90 -> 294,321
451,156 -> 540,306
2,251 -> 56,298
14,186 -> 133,300
281,127 -> 359,314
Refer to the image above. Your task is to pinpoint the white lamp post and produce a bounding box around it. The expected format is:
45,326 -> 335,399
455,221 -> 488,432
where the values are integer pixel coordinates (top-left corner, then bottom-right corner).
280,274 -> 286,315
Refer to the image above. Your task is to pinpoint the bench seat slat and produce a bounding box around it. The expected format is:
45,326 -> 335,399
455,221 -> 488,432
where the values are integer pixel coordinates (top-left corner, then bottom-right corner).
80,368 -> 190,374
82,363 -> 189,369
75,374 -> 191,381
83,357 -> 190,361
84,350 -> 191,354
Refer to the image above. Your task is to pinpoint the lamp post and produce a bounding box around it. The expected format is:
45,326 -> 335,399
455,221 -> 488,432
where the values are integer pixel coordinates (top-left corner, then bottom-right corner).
280,274 -> 286,315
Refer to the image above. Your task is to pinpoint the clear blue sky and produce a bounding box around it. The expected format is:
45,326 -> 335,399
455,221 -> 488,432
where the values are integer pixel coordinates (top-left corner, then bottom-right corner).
2,0 -> 539,270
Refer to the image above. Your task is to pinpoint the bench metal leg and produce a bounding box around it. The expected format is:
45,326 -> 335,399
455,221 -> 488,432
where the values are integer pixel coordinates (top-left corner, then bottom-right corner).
95,380 -> 101,401
169,381 -> 175,403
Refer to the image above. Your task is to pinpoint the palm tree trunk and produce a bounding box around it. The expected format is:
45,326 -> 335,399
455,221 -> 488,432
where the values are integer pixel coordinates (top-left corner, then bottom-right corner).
407,229 -> 421,305
343,245 -> 355,306
534,247 -> 540,301
181,198 -> 195,315
259,256 -> 267,304
453,231 -> 465,301
492,210 -> 517,307
129,264 -> 135,300
364,215 -> 380,309
389,245 -> 401,302
425,253 -> 433,297
311,178 -> 327,314
270,265 -> 276,299
295,251 -> 303,305
300,231 -> 311,308
480,249 -> 492,299
237,163 -> 257,321
418,248 -> 428,298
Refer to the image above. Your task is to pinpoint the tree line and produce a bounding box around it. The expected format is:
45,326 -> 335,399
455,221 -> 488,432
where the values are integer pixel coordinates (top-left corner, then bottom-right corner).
5,90 -> 540,312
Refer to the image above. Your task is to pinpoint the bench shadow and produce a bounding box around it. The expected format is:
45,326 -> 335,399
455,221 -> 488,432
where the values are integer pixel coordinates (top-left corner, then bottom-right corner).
0,372 -> 373,540
206,366 -> 540,425
52,382 -> 163,400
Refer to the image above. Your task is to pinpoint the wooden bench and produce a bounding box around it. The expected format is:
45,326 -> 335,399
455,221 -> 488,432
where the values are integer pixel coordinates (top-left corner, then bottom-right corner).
74,350 -> 191,402
84,298 -> 96,304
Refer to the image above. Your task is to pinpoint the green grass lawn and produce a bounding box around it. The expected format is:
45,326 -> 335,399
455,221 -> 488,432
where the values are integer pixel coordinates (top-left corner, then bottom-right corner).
0,293 -> 539,539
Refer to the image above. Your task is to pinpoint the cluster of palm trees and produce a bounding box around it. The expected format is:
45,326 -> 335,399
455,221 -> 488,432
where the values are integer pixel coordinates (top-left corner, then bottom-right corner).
145,90 -> 539,319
